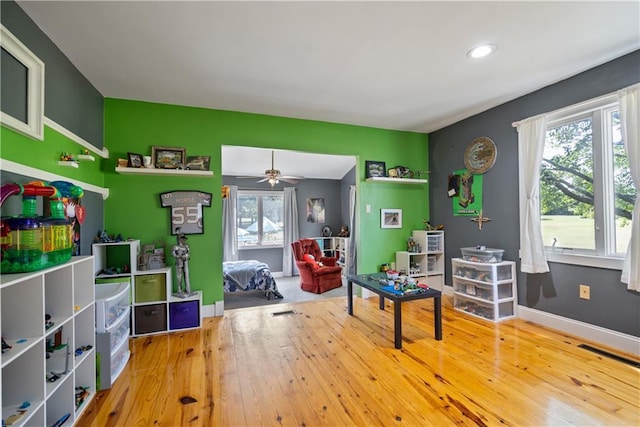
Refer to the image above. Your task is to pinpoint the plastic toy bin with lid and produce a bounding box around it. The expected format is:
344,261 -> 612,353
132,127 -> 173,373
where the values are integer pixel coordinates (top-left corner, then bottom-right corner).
460,247 -> 504,263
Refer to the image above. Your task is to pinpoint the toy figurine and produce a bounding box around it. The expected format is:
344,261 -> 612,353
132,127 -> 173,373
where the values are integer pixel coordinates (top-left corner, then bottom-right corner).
337,225 -> 350,237
172,229 -> 195,297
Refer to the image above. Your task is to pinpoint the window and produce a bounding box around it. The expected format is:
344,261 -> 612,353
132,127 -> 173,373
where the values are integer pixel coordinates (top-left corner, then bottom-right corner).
540,95 -> 636,265
236,190 -> 284,248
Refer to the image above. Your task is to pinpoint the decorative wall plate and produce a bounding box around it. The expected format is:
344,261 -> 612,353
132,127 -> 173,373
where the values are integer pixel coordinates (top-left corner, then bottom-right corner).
464,137 -> 497,174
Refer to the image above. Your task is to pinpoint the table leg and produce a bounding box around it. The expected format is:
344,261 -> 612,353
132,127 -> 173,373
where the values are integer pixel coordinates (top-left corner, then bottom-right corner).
394,302 -> 402,349
434,295 -> 442,340
347,280 -> 353,315
379,295 -> 385,310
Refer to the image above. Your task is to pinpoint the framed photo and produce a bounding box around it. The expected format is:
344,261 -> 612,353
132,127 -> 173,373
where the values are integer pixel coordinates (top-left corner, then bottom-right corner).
185,155 -> 211,171
152,146 -> 186,169
127,152 -> 143,168
381,208 -> 402,229
365,160 -> 386,178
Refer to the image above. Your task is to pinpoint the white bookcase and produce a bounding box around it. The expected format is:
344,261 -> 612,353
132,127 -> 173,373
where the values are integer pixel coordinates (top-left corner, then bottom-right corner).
452,258 -> 517,322
312,236 -> 350,278
395,230 -> 445,291
1,256 -> 95,426
92,241 -> 202,338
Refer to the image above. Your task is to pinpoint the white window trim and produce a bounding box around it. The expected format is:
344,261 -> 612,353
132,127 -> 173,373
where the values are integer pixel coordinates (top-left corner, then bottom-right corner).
539,92 -> 627,271
0,24 -> 44,140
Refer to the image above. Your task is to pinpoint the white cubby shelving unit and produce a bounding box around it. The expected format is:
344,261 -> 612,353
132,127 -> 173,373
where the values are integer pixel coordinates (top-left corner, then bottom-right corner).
92,241 -> 202,339
1,256 -> 95,426
395,230 -> 445,291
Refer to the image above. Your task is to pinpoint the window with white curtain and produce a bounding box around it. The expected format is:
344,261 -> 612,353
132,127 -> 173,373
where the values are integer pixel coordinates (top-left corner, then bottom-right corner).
541,95 -> 636,267
237,190 -> 284,248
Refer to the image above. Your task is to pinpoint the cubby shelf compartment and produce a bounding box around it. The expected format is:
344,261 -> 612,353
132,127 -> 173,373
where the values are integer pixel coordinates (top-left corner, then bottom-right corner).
0,256 -> 95,427
396,230 -> 445,291
115,167 -> 213,177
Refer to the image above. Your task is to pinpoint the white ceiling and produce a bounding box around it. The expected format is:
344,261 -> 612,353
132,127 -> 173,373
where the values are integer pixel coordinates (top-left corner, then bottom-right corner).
16,0 -> 640,179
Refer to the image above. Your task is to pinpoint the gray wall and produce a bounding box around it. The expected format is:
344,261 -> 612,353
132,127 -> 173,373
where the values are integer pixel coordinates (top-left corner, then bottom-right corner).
429,50 -> 640,337
1,0 -> 104,147
223,175 -> 353,271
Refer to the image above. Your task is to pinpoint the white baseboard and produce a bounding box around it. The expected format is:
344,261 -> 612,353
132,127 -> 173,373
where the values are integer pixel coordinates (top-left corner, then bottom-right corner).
202,301 -> 224,318
518,306 -> 640,356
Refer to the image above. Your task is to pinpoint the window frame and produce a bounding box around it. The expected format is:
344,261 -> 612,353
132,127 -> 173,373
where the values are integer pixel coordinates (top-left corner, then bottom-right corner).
540,94 -> 629,270
236,189 -> 284,250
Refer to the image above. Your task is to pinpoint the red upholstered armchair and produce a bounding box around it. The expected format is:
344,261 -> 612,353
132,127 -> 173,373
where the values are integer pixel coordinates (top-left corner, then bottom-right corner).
291,238 -> 343,294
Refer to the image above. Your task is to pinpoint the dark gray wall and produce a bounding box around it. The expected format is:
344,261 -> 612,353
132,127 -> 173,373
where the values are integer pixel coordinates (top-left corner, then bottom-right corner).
223,175 -> 353,271
429,50 -> 640,337
0,171 -> 104,256
340,166 -> 356,230
1,0 -> 104,147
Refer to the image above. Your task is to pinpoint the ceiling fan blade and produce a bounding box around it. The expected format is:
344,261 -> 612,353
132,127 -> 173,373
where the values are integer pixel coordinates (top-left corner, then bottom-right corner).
279,178 -> 299,184
280,175 -> 305,180
256,177 -> 269,183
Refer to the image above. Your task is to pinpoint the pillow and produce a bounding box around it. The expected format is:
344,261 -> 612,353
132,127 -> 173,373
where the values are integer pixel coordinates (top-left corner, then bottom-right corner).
303,254 -> 320,270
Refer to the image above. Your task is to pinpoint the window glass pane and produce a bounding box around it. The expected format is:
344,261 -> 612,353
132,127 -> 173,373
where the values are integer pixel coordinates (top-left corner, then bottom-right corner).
237,194 -> 258,247
610,110 -> 636,254
236,192 -> 283,247
541,118 -> 595,251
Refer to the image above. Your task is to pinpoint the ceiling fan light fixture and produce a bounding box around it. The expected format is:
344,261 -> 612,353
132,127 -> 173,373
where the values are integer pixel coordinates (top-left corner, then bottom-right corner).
467,44 -> 497,59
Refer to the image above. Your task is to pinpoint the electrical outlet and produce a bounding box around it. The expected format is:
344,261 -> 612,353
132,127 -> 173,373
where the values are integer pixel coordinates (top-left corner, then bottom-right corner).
579,284 -> 591,300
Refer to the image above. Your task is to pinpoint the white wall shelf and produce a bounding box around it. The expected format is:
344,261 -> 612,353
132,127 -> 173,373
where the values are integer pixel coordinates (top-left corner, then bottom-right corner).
365,176 -> 427,184
115,167 -> 213,177
77,154 -> 95,161
57,161 -> 78,168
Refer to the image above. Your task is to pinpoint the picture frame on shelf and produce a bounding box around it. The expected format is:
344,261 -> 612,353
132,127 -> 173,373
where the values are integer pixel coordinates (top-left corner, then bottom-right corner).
185,155 -> 211,171
152,146 -> 186,169
127,152 -> 143,168
381,208 -> 402,229
365,160 -> 386,178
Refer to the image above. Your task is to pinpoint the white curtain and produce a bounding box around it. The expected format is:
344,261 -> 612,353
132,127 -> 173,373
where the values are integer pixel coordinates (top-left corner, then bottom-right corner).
282,187 -> 299,276
348,185 -> 357,275
618,84 -> 640,291
516,114 -> 550,273
222,185 -> 238,262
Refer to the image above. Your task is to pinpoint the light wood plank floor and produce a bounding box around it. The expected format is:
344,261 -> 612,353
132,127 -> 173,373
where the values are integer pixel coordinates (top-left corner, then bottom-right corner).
77,296 -> 640,426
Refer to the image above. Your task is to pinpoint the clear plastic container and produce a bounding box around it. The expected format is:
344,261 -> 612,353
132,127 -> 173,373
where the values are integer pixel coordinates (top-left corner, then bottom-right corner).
461,247 -> 504,263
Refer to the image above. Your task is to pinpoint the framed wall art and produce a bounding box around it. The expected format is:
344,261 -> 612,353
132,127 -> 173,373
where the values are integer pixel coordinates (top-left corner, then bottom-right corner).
127,152 -> 143,168
381,208 -> 402,229
185,155 -> 211,171
152,146 -> 186,169
365,160 -> 386,178
160,190 -> 212,235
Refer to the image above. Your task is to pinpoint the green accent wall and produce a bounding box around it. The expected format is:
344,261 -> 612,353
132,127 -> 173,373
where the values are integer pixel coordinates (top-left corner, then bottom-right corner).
0,125 -> 104,187
105,98 -> 430,305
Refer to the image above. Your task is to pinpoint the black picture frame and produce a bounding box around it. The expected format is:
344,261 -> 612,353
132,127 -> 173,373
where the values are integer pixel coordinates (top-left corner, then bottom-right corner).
365,160 -> 387,178
127,152 -> 143,168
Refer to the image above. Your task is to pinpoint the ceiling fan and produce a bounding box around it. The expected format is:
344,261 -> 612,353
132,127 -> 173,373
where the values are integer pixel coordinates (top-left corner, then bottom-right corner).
238,150 -> 305,186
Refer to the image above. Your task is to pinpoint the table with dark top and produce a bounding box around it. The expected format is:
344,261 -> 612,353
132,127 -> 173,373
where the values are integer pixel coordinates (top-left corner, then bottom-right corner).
347,273 -> 442,349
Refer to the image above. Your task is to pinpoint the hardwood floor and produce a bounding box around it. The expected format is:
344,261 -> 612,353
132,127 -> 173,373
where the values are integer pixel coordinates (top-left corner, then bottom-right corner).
77,296 -> 640,426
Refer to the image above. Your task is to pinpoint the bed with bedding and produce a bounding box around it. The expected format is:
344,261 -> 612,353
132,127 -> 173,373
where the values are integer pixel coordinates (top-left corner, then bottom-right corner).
223,260 -> 283,299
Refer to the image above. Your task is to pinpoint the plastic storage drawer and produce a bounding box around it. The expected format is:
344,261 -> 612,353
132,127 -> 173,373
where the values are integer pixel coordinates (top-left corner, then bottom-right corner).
110,335 -> 130,385
134,273 -> 166,303
452,278 -> 514,301
454,294 -> 515,321
169,300 -> 200,330
134,303 -> 167,334
95,282 -> 130,332
108,308 -> 130,349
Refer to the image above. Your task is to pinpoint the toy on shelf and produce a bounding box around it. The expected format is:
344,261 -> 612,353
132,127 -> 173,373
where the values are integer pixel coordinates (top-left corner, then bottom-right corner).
0,180 -> 84,273
138,241 -> 166,271
93,230 -> 125,243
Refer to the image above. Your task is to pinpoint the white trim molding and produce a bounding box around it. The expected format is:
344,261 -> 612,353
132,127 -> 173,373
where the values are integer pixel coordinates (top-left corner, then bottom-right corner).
44,117 -> 109,158
518,305 -> 639,356
0,24 -> 44,140
0,159 -> 110,199
202,301 -> 224,318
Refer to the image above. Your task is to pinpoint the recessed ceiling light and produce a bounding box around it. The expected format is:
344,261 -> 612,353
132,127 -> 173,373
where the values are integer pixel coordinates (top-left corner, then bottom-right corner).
467,44 -> 497,59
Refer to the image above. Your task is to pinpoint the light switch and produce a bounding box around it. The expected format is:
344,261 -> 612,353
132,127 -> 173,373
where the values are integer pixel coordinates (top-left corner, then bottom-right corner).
366,204 -> 371,213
